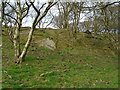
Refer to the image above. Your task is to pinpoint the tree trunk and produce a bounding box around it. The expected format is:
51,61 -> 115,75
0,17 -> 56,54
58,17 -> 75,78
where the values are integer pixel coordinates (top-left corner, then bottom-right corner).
15,1 -> 57,64
17,26 -> 35,63
13,23 -> 21,58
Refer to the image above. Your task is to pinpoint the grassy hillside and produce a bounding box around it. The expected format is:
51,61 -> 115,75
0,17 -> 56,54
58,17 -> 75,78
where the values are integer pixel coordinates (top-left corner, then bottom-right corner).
2,27 -> 118,88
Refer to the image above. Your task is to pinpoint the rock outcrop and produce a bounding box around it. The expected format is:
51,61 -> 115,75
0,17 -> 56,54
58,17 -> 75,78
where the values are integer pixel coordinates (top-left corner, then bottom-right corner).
34,38 -> 56,50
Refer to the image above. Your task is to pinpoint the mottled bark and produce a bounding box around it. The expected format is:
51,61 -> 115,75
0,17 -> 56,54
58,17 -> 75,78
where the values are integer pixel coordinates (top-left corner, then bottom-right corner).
13,20 -> 21,58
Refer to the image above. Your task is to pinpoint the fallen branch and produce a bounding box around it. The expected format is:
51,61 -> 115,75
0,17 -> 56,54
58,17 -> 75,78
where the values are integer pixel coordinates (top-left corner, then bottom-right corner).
40,69 -> 70,77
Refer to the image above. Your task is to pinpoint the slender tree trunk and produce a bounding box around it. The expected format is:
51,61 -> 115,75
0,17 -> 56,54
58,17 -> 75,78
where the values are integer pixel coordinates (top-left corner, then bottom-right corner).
17,25 -> 35,63
13,22 -> 21,58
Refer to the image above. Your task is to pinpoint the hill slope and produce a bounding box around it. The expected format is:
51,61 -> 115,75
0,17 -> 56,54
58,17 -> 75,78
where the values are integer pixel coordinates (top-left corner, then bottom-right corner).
2,27 -> 118,88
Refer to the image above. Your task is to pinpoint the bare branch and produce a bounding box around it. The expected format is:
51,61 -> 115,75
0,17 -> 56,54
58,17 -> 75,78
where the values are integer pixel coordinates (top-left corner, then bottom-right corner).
39,3 -> 46,11
22,2 -> 32,19
101,1 -> 120,9
30,2 -> 46,16
6,2 -> 18,14
45,16 -> 54,28
4,13 -> 18,23
30,2 -> 39,13
35,2 -> 57,26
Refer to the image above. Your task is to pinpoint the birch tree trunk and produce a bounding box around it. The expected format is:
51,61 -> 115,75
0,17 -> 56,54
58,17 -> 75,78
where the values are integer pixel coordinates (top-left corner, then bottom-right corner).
16,2 -> 57,64
4,1 -> 32,63
13,19 -> 21,58
17,25 -> 35,63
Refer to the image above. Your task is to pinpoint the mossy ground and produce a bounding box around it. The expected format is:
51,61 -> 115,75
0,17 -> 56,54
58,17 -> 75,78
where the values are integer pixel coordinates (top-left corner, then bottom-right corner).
2,27 -> 118,88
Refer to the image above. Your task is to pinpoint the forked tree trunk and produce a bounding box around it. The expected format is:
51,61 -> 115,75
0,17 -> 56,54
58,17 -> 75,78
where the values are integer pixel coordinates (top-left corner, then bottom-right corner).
15,1 -> 57,64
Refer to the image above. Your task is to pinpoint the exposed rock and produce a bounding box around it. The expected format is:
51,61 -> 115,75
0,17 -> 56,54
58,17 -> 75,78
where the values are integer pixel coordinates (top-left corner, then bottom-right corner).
34,38 -> 56,50
20,30 -> 56,50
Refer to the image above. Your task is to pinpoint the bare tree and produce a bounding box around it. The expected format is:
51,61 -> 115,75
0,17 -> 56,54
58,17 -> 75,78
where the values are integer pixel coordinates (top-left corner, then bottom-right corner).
100,4 -> 119,52
3,0 -> 57,64
17,1 -> 57,63
4,0 -> 31,59
53,2 -> 73,29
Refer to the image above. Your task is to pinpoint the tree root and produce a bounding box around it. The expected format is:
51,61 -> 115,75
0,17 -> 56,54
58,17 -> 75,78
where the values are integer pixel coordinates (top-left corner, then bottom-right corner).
15,58 -> 24,64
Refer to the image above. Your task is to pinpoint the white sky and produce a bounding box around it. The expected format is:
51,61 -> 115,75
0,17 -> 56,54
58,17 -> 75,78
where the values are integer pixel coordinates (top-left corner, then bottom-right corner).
22,2 -> 86,28
22,7 -> 86,28
22,3 -> 60,28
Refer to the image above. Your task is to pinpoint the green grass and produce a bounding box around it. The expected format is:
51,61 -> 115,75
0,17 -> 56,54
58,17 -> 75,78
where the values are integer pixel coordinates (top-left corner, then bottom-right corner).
33,31 -> 50,38
2,27 -> 118,88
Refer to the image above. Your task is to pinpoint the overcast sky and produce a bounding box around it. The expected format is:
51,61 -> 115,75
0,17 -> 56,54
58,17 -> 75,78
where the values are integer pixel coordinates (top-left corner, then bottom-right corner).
5,0 -> 118,28
3,0 -> 92,28
22,3 -> 60,28
22,2 -> 87,28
